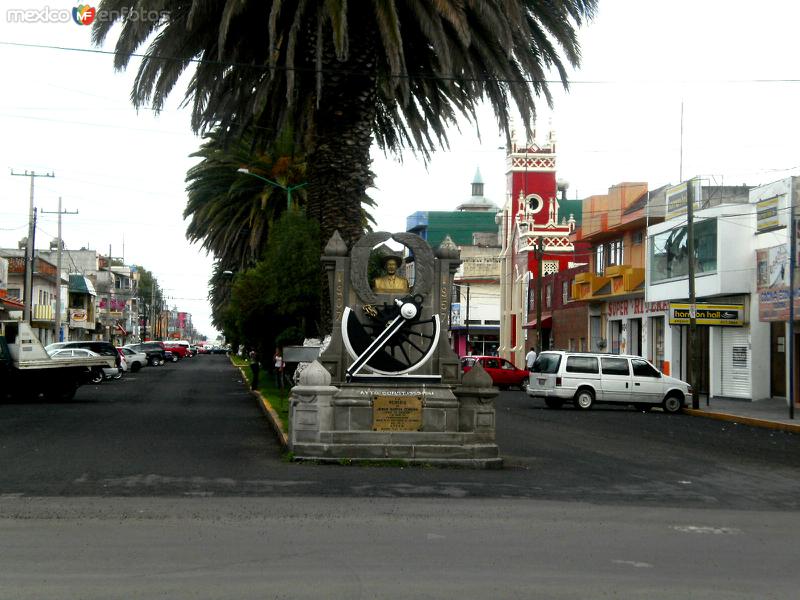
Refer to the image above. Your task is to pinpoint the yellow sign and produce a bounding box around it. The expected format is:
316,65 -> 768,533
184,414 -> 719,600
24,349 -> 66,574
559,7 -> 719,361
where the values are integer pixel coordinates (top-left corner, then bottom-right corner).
756,196 -> 781,232
372,395 -> 423,431
668,303 -> 744,326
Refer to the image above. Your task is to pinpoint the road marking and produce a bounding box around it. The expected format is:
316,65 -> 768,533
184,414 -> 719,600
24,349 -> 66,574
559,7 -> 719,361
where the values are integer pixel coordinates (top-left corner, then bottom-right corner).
612,560 -> 653,568
671,525 -> 742,535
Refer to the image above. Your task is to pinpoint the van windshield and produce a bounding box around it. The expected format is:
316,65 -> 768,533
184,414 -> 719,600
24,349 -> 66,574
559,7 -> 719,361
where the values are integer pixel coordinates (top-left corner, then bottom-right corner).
532,353 -> 561,374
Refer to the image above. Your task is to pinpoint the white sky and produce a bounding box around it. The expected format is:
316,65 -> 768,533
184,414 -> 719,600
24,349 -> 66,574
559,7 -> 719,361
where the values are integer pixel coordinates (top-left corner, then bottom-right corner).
2,0 -> 799,338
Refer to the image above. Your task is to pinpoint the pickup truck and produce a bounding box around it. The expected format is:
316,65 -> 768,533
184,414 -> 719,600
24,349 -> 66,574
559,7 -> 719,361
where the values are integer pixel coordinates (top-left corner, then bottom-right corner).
0,320 -> 115,401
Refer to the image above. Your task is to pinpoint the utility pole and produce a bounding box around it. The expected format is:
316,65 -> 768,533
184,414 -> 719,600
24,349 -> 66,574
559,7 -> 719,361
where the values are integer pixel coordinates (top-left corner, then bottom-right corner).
41,198 -> 78,342
11,169 -> 55,322
535,236 -> 544,355
789,213 -> 796,420
686,179 -> 700,409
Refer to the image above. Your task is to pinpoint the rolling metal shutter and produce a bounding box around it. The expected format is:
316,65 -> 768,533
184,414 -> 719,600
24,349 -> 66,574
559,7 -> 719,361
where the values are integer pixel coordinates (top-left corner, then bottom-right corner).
720,328 -> 750,398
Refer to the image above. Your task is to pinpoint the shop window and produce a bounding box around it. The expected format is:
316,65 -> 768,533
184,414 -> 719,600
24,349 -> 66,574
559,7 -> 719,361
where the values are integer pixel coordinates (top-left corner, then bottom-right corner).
650,218 -> 717,282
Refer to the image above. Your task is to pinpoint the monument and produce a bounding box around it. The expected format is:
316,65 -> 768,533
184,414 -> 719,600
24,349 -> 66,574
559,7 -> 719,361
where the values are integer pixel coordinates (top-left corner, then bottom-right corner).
288,231 -> 501,467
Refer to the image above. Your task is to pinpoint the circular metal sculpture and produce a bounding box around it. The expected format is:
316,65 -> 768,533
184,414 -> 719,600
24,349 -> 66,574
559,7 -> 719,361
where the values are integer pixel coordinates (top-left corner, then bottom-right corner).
342,233 -> 440,380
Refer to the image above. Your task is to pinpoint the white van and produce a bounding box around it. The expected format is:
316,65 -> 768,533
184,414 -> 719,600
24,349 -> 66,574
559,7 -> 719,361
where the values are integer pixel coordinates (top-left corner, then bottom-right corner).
526,351 -> 692,413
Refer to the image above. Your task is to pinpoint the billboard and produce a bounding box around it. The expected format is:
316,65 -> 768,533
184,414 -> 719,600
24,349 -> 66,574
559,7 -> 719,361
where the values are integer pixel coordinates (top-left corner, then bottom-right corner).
756,241 -> 800,321
665,179 -> 703,220
668,303 -> 744,326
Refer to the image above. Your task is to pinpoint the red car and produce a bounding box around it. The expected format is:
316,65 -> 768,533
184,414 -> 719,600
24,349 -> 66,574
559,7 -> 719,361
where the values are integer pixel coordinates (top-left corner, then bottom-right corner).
162,342 -> 190,360
461,355 -> 529,390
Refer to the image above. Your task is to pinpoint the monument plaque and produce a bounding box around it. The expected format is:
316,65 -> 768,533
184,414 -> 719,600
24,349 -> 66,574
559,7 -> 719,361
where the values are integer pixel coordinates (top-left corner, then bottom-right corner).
372,395 -> 423,431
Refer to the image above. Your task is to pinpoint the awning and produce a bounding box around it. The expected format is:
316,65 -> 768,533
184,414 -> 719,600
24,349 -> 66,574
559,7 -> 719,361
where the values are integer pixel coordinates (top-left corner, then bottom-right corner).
69,274 -> 96,296
523,315 -> 552,329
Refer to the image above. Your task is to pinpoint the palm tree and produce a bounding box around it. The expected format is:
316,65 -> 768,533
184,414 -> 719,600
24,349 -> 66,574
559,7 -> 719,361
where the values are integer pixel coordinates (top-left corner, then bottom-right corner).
94,1 -> 597,251
185,128 -> 306,272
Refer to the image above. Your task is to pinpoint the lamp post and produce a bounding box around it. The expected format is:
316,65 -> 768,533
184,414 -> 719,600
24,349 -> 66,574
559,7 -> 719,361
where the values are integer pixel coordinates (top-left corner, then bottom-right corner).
237,168 -> 307,210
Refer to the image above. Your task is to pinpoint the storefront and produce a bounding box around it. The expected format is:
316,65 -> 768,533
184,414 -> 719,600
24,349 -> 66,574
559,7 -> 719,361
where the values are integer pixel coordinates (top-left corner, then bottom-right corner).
604,297 -> 670,368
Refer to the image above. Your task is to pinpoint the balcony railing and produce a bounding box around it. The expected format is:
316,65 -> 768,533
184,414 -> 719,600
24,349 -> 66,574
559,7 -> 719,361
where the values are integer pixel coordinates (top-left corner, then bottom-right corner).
572,265 -> 645,301
32,303 -> 54,322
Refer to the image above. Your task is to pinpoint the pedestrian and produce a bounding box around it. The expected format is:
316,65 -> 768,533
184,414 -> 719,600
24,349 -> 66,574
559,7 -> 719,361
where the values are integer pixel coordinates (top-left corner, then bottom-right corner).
248,349 -> 260,390
525,346 -> 537,370
273,348 -> 285,389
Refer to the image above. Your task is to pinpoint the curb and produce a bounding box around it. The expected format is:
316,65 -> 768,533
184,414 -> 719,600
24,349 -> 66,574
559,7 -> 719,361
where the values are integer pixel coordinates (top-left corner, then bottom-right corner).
683,407 -> 800,434
233,361 -> 290,449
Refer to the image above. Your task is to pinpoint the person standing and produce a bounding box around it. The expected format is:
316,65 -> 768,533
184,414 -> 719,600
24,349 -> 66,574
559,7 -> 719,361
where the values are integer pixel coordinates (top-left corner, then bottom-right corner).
248,349 -> 260,390
525,347 -> 537,370
273,348 -> 285,389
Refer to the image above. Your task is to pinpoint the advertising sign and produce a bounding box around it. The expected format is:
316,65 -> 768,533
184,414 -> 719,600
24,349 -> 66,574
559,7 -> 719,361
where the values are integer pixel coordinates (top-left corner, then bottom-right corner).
668,303 -> 744,326
756,195 -> 782,233
665,179 -> 703,220
757,242 -> 800,321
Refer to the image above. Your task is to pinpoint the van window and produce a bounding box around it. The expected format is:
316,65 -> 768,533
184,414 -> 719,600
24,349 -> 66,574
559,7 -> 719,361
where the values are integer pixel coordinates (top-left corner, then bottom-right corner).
601,357 -> 630,376
565,355 -> 599,374
532,353 -> 561,374
632,359 -> 661,378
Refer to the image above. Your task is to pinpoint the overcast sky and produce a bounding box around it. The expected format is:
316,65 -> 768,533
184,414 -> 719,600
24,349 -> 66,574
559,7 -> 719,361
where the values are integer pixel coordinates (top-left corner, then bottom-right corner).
2,1 -> 799,339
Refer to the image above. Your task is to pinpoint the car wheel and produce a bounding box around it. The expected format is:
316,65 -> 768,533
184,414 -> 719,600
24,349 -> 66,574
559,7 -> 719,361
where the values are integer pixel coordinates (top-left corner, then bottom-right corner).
663,394 -> 683,414
112,368 -> 123,380
634,403 -> 652,412
518,378 -> 528,391
544,398 -> 564,409
131,362 -> 141,373
172,355 -> 179,363
90,368 -> 104,384
574,388 -> 594,410
148,356 -> 158,367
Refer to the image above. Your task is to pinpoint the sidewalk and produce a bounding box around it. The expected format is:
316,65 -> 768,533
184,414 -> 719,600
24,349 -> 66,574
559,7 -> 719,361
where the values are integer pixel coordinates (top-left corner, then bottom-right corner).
684,396 -> 800,433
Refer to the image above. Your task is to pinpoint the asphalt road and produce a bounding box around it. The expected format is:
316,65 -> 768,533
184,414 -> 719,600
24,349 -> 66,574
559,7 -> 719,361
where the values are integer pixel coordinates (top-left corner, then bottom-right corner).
2,355 -> 799,598
0,355 -> 797,509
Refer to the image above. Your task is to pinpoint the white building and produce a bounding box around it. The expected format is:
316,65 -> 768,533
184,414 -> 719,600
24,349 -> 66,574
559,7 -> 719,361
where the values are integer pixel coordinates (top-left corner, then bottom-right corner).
645,180 -> 771,401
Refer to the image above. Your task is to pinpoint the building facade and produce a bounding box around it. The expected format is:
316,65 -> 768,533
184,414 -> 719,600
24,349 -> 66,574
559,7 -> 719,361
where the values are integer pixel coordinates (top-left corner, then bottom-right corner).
498,129 -> 583,368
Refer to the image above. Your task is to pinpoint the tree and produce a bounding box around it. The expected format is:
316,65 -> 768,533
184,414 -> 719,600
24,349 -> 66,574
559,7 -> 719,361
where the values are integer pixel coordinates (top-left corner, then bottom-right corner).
185,128 -> 306,272
93,1 -> 597,251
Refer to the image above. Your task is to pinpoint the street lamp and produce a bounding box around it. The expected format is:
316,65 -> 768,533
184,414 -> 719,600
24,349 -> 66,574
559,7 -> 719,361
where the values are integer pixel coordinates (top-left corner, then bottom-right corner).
237,168 -> 307,210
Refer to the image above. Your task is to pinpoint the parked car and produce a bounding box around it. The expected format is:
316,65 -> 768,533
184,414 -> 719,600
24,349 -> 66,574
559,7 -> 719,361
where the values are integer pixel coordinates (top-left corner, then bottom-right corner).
125,342 -> 166,366
45,340 -> 121,369
461,355 -> 529,390
526,351 -> 692,413
48,348 -> 119,382
162,342 -> 188,361
118,347 -> 147,372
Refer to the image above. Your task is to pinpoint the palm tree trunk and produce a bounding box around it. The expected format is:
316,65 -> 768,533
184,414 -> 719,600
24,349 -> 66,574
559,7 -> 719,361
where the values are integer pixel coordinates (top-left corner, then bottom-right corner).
306,19 -> 378,332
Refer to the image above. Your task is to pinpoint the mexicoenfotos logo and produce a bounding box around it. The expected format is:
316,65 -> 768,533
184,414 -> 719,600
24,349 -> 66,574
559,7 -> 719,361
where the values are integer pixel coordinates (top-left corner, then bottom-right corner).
6,5 -> 168,24
72,4 -> 95,26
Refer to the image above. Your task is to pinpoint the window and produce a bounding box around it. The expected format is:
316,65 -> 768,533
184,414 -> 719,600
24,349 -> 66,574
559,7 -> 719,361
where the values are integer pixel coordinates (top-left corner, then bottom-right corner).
631,359 -> 661,378
633,230 -> 644,245
595,244 -> 605,275
562,281 -> 570,304
601,357 -> 630,375
500,359 -> 516,370
650,218 -> 717,282
532,353 -> 561,374
545,284 -> 552,308
484,358 -> 500,369
8,288 -> 21,298
608,239 -> 624,266
566,355 -> 599,374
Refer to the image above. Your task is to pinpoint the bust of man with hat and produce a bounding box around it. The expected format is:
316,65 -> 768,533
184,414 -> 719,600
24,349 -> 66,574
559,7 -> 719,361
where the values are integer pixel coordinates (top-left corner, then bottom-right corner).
373,252 -> 410,294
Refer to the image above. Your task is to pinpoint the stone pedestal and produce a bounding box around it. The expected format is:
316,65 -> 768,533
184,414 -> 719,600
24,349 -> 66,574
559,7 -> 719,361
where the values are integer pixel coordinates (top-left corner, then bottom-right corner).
289,361 -> 501,468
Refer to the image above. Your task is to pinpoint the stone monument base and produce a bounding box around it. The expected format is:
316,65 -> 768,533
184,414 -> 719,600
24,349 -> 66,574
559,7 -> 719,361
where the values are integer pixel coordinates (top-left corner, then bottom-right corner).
289,363 -> 502,469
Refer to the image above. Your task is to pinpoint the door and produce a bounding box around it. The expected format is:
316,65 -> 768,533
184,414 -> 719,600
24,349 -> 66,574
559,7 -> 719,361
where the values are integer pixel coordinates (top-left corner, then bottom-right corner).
498,358 -> 523,386
720,327 -> 750,399
599,356 -> 631,402
630,358 -> 664,404
770,322 -> 786,397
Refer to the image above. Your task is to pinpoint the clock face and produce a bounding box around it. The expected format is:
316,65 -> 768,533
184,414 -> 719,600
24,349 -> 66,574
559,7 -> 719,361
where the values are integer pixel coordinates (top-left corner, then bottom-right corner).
342,295 -> 441,378
527,194 -> 543,214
